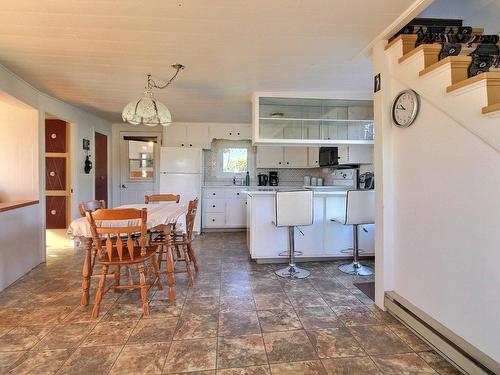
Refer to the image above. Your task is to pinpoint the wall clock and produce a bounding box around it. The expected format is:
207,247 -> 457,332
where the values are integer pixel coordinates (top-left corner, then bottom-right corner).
392,89 -> 419,128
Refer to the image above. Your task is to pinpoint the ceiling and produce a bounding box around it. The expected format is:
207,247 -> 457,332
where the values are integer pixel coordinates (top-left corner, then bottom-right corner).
0,0 -> 415,123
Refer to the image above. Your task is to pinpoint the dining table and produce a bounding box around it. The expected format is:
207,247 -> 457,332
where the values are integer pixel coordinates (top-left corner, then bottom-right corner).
67,202 -> 188,306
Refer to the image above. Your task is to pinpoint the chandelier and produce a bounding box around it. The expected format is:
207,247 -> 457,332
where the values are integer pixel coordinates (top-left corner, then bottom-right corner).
122,64 -> 185,127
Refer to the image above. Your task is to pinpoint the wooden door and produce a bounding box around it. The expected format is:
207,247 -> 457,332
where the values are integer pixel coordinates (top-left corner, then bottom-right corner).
45,119 -> 70,229
94,132 -> 108,203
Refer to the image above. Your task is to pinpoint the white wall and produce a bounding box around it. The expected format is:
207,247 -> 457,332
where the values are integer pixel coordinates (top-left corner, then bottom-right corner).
0,93 -> 38,202
373,40 -> 500,361
0,63 -> 112,291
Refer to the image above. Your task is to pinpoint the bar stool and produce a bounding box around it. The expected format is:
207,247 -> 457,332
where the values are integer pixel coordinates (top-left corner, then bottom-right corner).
332,190 -> 374,276
274,190 -> 314,279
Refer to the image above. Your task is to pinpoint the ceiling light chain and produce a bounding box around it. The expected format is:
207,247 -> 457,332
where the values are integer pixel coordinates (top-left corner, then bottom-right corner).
122,63 -> 185,127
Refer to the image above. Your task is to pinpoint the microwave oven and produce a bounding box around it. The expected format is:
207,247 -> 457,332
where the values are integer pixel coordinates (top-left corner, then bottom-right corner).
319,147 -> 339,167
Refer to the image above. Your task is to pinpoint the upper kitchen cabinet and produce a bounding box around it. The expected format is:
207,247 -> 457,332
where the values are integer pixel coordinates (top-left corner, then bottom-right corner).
209,124 -> 252,141
163,124 -> 210,148
252,94 -> 374,145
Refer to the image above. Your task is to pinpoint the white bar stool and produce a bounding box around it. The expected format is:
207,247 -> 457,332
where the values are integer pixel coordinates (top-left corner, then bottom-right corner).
274,190 -> 314,279
332,190 -> 374,276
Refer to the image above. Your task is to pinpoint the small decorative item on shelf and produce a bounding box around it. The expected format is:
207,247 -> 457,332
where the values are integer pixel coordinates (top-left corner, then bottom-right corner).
83,138 -> 92,174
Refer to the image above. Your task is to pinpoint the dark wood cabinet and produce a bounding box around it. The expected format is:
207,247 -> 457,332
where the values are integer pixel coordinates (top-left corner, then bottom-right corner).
45,119 -> 67,153
45,157 -> 66,191
46,196 -> 67,229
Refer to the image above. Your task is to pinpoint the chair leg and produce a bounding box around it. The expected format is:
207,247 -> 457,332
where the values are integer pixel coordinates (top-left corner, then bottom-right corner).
183,244 -> 194,287
187,243 -> 199,272
150,255 -> 163,291
126,266 -> 133,286
90,247 -> 98,276
137,263 -> 150,316
92,264 -> 109,319
113,265 -> 121,293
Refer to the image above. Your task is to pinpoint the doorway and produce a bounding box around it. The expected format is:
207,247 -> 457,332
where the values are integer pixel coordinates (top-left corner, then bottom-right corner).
45,115 -> 73,249
119,132 -> 161,205
94,132 -> 108,203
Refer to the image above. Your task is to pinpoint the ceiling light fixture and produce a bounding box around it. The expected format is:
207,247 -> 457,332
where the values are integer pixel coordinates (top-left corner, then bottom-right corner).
122,63 -> 185,127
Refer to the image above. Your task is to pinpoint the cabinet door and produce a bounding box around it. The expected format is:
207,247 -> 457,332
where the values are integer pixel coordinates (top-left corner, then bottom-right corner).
46,196 -> 67,229
308,147 -> 319,167
283,147 -> 308,168
232,125 -> 252,140
338,145 -> 349,164
295,197 -> 325,256
186,125 -> 209,148
209,125 -> 231,140
225,199 -> 246,227
257,146 -> 284,168
163,124 -> 186,147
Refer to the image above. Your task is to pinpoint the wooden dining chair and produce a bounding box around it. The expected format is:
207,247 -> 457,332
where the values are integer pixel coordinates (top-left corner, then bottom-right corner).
79,199 -> 106,217
153,198 -> 199,287
86,208 -> 163,318
144,194 -> 180,204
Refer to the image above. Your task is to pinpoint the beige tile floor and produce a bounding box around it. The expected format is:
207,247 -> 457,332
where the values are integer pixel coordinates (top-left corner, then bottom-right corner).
0,232 -> 460,374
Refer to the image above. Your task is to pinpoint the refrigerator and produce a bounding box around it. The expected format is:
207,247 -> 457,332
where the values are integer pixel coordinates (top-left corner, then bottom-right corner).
159,147 -> 203,233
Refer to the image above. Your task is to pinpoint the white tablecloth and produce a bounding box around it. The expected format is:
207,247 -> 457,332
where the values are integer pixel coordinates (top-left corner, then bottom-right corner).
67,203 -> 188,238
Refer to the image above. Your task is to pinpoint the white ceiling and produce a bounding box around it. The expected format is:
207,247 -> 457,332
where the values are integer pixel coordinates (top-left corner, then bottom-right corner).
0,0 -> 415,123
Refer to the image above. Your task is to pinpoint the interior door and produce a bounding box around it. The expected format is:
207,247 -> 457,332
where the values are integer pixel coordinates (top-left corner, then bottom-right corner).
94,132 -> 108,203
120,133 -> 160,205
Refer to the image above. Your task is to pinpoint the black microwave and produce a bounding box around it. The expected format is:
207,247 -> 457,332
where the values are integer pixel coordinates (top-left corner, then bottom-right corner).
319,147 -> 339,167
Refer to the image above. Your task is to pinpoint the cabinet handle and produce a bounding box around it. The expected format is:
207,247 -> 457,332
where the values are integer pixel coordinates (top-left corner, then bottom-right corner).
212,219 -> 215,222
181,143 -> 185,146
212,204 -> 216,208
237,132 -> 240,135
49,171 -> 56,177
236,192 -> 239,195
189,144 -> 193,147
51,133 -> 57,139
50,210 -> 57,215
212,193 -> 216,196
229,132 -> 232,135
286,162 -> 289,165
278,162 -> 282,165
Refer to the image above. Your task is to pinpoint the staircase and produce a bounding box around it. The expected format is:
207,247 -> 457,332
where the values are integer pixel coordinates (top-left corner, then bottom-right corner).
384,20 -> 500,150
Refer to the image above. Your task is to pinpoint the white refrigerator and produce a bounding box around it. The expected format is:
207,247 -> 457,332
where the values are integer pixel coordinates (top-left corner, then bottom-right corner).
159,147 -> 203,233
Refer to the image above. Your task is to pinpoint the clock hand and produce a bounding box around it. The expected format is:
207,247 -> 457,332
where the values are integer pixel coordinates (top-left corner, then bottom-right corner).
397,104 -> 406,110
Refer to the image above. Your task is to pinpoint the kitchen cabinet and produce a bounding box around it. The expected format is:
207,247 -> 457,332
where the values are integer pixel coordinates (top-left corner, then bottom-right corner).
308,147 -> 320,167
256,146 -> 309,168
202,187 -> 247,229
163,124 -> 210,148
209,124 -> 252,141
338,145 -> 374,165
253,94 -> 374,145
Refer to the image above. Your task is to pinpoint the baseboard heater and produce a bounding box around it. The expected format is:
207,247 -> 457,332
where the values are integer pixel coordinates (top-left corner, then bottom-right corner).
385,292 -> 499,375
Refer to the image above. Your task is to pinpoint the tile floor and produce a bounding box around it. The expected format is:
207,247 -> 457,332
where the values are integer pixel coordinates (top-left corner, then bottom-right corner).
0,232 -> 460,374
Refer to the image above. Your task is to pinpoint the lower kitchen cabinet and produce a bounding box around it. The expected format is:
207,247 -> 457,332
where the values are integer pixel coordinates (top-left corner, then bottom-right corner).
202,187 -> 247,229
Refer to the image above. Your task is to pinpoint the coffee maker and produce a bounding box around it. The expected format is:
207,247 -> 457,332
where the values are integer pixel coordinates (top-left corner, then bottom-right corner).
258,174 -> 269,186
269,171 -> 279,186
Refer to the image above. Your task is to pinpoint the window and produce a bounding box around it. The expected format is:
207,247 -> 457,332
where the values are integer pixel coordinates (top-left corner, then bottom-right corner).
221,148 -> 248,174
128,140 -> 154,180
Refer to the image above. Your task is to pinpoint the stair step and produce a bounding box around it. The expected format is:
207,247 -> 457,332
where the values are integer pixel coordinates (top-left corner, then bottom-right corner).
447,72 -> 500,106
385,35 -> 417,54
482,102 -> 500,115
419,56 -> 472,84
398,44 -> 442,67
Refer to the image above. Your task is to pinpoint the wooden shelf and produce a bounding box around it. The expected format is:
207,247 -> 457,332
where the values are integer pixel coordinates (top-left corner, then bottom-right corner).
260,117 -> 373,123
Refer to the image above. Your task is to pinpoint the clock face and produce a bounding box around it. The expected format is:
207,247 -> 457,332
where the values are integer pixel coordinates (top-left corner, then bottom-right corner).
392,90 -> 419,128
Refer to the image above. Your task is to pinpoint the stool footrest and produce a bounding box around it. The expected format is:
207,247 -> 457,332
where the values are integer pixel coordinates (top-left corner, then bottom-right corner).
278,250 -> 303,257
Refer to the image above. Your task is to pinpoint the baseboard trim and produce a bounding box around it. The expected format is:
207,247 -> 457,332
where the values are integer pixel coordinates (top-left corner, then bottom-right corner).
385,291 -> 499,375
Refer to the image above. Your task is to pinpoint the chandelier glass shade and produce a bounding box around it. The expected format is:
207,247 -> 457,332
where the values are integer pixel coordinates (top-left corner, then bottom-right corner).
122,64 -> 184,127
121,91 -> 172,127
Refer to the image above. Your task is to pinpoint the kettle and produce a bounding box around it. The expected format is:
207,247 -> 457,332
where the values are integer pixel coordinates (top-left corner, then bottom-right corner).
258,174 -> 269,186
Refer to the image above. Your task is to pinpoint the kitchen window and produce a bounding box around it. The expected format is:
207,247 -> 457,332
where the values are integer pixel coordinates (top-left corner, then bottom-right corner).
221,148 -> 248,174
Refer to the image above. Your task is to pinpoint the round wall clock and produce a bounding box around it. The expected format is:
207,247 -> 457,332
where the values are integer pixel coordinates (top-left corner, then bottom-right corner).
392,89 -> 419,128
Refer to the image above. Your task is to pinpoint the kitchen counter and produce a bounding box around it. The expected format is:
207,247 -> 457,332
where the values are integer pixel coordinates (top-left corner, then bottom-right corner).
246,190 -> 374,261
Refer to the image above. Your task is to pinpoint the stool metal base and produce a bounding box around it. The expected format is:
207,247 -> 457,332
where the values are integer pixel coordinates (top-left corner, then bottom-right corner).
275,265 -> 310,279
338,262 -> 373,276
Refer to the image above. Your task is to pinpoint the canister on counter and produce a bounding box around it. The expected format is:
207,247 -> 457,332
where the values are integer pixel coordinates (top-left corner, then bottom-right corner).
304,176 -> 311,186
317,177 -> 323,186
311,177 -> 317,186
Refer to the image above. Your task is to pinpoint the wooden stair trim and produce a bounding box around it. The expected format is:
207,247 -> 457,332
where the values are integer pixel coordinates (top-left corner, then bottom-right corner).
447,72 -> 500,93
482,102 -> 500,115
385,35 -> 418,54
419,56 -> 472,84
398,44 -> 442,65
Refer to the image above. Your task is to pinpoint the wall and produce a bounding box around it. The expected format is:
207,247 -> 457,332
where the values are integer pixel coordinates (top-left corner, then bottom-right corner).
0,92 -> 38,202
0,63 -> 112,291
372,40 -> 500,361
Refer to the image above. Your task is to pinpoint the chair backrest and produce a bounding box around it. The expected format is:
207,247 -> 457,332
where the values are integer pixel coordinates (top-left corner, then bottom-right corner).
275,190 -> 314,227
79,199 -> 106,217
86,208 -> 148,262
345,190 -> 375,225
144,194 -> 180,204
185,198 -> 199,241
